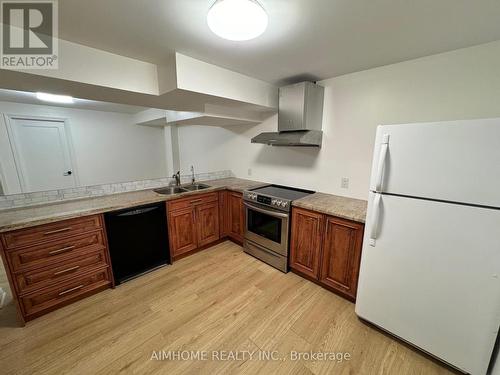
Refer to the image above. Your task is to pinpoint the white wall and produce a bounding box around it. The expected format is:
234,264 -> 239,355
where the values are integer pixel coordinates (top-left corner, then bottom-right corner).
0,102 -> 167,194
177,40 -> 500,200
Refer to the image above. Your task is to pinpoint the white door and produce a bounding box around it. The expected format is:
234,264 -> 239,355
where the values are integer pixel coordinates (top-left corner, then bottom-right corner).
356,192 -> 500,375
7,116 -> 76,193
370,118 -> 500,207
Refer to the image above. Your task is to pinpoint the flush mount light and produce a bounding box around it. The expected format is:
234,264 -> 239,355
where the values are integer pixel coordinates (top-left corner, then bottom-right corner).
36,92 -> 74,104
207,0 -> 268,41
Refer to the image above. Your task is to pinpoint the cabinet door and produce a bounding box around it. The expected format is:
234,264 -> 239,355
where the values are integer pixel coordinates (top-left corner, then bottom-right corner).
227,192 -> 244,243
168,207 -> 197,257
289,208 -> 323,279
196,201 -> 220,247
320,216 -> 363,300
218,191 -> 228,238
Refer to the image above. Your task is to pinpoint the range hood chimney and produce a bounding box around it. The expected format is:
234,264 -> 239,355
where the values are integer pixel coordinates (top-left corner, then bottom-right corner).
251,81 -> 324,147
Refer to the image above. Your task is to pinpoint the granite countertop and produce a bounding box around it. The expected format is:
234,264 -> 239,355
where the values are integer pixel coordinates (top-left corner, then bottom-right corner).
0,178 -> 368,233
0,178 -> 265,233
293,192 -> 367,223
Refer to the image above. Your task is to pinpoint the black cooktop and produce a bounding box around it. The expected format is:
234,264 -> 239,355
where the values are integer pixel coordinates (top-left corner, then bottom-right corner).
249,184 -> 315,200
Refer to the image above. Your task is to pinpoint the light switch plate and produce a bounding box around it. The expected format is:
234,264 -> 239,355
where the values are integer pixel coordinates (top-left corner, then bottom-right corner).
341,177 -> 349,189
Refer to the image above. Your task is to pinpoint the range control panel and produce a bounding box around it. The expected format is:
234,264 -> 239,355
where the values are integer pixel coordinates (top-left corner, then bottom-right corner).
244,192 -> 290,211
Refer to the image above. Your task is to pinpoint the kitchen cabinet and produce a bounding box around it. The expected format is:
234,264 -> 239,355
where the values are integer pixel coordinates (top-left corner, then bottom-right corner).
218,191 -> 228,238
226,191 -> 244,244
0,215 -> 113,324
167,192 -> 220,260
319,216 -> 363,300
289,208 -> 323,279
167,207 -> 198,257
168,190 -> 244,260
196,201 -> 220,247
290,207 -> 364,301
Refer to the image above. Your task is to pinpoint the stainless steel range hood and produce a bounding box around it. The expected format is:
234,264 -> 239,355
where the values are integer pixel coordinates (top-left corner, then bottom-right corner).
251,130 -> 323,146
251,81 -> 324,147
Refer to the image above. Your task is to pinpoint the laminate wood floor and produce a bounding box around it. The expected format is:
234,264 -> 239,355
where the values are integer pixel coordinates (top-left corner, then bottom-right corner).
0,241 -> 456,375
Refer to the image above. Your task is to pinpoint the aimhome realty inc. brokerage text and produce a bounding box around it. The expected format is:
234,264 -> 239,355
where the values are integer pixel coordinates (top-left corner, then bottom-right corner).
150,350 -> 352,363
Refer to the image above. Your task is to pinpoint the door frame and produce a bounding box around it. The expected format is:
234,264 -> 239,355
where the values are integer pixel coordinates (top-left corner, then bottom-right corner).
3,114 -> 80,192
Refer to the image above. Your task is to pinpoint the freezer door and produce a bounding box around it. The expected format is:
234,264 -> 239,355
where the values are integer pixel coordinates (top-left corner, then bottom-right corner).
356,193 -> 500,375
369,118 -> 500,207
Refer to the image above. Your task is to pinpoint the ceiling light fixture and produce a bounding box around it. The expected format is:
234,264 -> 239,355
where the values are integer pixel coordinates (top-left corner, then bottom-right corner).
36,92 -> 74,104
207,0 -> 268,41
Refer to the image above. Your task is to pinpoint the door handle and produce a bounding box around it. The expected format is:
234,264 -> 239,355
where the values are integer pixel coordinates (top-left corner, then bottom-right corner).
375,134 -> 390,191
369,193 -> 382,247
58,284 -> 84,296
53,265 -> 80,276
63,171 -> 72,176
49,245 -> 75,255
44,227 -> 72,236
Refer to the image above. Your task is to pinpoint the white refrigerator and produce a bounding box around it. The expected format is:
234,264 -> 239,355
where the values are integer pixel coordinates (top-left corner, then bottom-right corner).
355,118 -> 500,375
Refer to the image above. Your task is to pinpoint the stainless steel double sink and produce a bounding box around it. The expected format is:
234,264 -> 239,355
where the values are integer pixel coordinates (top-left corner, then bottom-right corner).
154,183 -> 211,196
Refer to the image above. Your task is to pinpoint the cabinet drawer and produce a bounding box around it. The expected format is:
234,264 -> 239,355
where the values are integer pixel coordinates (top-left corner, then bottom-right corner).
3,215 -> 102,249
20,269 -> 110,319
168,192 -> 218,212
14,250 -> 109,295
244,240 -> 287,273
8,231 -> 106,273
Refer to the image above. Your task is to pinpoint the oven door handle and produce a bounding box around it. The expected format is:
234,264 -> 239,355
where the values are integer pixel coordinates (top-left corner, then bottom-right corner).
243,202 -> 289,218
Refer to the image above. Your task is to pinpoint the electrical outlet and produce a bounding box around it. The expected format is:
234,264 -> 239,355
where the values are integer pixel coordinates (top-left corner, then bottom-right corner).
248,168 -> 252,176
341,177 -> 349,189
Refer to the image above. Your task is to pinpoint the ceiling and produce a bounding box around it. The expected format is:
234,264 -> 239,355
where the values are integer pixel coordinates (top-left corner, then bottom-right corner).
59,0 -> 500,85
0,89 -> 148,114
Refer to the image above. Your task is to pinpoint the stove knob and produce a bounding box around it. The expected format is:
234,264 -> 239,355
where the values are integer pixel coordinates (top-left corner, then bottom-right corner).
282,201 -> 288,207
277,200 -> 283,207
271,199 -> 277,205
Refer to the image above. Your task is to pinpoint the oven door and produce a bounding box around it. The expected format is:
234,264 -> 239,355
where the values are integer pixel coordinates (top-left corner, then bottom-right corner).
244,201 -> 289,256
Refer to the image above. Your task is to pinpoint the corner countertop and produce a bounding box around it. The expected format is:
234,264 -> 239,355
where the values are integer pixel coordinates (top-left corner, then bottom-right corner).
0,178 -> 367,233
292,193 -> 367,223
0,178 -> 265,233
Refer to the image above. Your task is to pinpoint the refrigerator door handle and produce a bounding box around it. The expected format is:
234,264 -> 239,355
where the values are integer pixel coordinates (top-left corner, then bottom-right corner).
375,134 -> 390,191
369,193 -> 382,246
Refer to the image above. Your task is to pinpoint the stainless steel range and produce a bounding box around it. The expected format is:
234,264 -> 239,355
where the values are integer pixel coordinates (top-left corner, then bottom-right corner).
243,185 -> 315,272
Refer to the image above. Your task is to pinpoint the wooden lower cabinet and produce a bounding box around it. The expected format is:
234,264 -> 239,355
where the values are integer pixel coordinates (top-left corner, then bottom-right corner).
289,208 -> 324,279
168,192 -> 220,260
168,190 -> 244,260
218,191 -> 229,238
319,216 -> 364,300
290,207 -> 364,302
226,191 -> 244,243
196,201 -> 220,247
0,214 -> 113,324
168,207 -> 198,256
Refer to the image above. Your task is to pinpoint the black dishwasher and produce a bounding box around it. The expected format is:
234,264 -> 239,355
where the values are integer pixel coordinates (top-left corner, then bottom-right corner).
104,202 -> 170,285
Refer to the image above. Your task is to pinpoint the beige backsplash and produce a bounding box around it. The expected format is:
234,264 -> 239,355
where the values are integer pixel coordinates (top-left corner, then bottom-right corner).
0,170 -> 233,210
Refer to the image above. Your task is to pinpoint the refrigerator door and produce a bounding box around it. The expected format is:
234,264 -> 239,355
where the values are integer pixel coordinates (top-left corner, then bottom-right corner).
369,118 -> 500,207
356,192 -> 500,375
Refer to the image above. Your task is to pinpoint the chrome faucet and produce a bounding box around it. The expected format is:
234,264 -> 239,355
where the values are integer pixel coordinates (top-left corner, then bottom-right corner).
190,165 -> 195,184
172,171 -> 181,186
